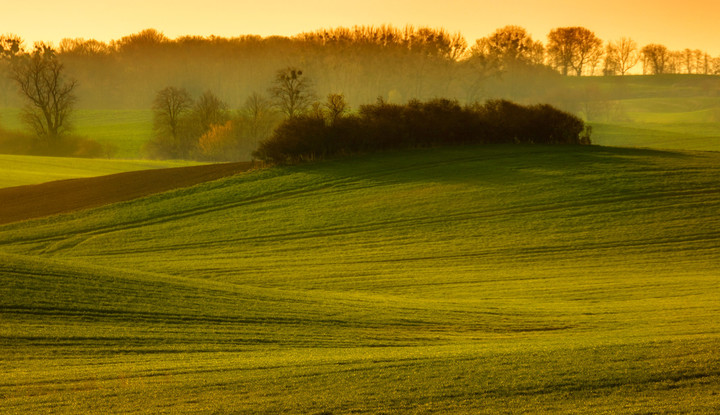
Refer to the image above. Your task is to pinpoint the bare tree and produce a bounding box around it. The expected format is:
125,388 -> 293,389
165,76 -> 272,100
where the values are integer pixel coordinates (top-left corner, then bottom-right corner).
10,43 -> 77,140
269,67 -> 315,118
695,50 -> 710,75
151,86 -> 193,157
324,93 -> 348,125
606,38 -> 639,75
641,44 -> 670,74
547,27 -> 603,76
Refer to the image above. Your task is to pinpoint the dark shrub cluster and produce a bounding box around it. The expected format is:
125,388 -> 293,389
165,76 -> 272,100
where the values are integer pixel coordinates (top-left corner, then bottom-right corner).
253,99 -> 591,163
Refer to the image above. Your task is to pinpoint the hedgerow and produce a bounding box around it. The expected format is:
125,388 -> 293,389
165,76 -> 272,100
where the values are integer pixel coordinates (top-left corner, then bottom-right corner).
253,99 -> 591,163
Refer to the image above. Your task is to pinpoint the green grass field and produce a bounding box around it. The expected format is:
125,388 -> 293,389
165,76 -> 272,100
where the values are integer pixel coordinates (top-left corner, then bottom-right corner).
2,145 -> 719,413
0,154 -> 203,188
0,108 -> 152,159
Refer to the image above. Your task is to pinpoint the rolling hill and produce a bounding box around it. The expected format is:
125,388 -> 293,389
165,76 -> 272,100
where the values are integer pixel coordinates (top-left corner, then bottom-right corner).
2,144 -> 719,413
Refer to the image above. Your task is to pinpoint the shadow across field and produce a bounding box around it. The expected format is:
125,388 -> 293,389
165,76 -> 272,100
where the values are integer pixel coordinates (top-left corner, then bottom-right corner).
0,162 -> 258,224
292,144 -> 694,187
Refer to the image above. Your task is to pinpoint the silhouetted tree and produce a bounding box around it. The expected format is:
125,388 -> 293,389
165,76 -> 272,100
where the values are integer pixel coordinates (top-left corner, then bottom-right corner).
323,93 -> 348,125
10,43 -> 77,140
471,26 -> 544,71
269,67 -> 315,118
641,44 -> 669,74
547,27 -> 603,76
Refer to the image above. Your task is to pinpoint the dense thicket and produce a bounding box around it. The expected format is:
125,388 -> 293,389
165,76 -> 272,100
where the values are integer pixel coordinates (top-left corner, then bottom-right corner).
253,99 -> 591,163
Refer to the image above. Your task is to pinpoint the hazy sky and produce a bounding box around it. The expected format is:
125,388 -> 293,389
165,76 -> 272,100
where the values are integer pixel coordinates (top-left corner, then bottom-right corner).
3,0 -> 720,55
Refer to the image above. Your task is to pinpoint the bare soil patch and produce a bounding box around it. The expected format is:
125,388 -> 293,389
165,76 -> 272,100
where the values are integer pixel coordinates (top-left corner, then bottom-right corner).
0,161 -> 257,224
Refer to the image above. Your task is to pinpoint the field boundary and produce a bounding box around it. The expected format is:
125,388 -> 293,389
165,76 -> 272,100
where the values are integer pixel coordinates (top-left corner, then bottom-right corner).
0,161 -> 259,224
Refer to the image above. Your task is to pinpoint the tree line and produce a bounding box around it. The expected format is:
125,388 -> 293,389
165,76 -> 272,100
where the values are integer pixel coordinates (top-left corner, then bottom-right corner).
2,25 -> 719,109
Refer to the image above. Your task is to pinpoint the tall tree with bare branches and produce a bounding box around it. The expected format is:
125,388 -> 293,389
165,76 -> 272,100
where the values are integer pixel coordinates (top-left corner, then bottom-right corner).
606,38 -> 639,75
150,86 -> 194,158
269,67 -> 316,118
10,43 -> 77,140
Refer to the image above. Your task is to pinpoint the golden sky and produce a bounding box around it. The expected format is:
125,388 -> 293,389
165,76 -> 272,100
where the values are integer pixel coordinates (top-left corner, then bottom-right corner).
3,0 -> 720,55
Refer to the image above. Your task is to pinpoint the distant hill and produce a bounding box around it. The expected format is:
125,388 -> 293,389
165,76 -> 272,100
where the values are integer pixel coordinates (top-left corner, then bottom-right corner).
561,75 -> 720,150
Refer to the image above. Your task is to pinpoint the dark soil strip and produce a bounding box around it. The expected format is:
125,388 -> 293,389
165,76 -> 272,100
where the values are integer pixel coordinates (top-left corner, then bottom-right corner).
0,161 -> 258,225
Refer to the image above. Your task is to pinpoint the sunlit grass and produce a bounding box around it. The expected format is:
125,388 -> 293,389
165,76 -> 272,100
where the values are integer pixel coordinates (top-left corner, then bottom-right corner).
0,154 -> 203,188
2,145 -> 719,413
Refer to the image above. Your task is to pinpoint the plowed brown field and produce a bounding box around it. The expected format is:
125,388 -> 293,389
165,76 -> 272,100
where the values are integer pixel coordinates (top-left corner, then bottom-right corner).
0,161 -> 257,224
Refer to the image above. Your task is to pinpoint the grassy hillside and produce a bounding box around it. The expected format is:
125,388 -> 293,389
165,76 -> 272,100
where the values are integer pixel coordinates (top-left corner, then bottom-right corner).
0,154 -> 203,188
567,75 -> 720,151
588,94 -> 720,151
2,145 -> 719,413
